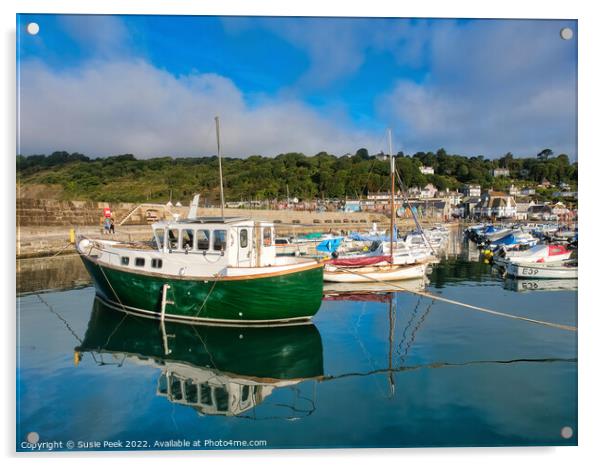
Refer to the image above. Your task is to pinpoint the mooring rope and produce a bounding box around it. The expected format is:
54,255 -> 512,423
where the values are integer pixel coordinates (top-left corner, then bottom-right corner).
330,266 -> 577,332
45,241 -> 75,259
35,293 -> 83,344
318,356 -> 577,383
194,270 -> 225,317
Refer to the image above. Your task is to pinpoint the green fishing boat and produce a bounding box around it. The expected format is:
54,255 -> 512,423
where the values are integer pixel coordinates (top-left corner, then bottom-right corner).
75,299 -> 324,416
77,215 -> 324,324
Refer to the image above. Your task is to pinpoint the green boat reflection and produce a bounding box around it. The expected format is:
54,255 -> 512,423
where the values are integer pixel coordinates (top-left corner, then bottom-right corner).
76,298 -> 324,417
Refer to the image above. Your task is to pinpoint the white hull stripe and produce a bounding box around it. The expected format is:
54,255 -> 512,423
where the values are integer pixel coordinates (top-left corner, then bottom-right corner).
96,295 -> 314,327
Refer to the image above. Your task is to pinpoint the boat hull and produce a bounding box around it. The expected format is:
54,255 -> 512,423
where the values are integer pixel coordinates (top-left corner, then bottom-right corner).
505,262 -> 578,279
323,263 -> 426,283
79,254 -> 324,324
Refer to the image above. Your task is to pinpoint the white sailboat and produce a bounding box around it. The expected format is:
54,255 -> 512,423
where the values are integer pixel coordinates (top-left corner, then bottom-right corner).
323,130 -> 427,283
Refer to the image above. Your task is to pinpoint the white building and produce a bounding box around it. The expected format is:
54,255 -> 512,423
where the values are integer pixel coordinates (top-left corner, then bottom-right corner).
475,191 -> 517,219
440,190 -> 463,206
420,183 -> 438,198
461,184 -> 481,197
492,168 -> 510,177
419,166 -> 435,175
520,187 -> 536,196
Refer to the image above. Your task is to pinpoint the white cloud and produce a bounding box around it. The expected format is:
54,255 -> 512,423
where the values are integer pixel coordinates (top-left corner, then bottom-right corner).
58,15 -> 132,58
378,20 -> 577,158
18,59 -> 382,158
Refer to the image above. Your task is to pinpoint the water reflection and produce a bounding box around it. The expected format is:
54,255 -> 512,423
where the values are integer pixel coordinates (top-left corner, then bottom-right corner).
504,278 -> 578,293
17,255 -> 90,295
76,299 -> 324,418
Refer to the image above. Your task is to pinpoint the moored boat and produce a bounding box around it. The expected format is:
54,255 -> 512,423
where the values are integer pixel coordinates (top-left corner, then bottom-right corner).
323,277 -> 428,297
324,261 -> 427,283
493,243 -> 573,266
320,130 -> 427,284
505,260 -> 577,279
77,216 -> 324,324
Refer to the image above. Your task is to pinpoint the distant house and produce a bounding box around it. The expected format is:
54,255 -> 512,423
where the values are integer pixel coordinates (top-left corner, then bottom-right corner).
419,166 -> 435,175
520,187 -> 536,196
367,191 -> 391,201
515,201 -> 535,221
408,199 -> 450,220
528,204 -> 552,220
344,200 -> 362,212
538,178 -> 553,188
475,191 -> 517,219
551,202 -> 570,216
375,152 -> 388,161
460,184 -> 481,197
508,184 -> 520,196
461,197 -> 481,219
420,183 -> 438,198
439,189 -> 463,206
492,168 -> 510,177
406,187 -> 421,198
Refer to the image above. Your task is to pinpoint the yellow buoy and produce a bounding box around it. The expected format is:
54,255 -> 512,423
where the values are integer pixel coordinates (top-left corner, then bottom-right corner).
69,228 -> 76,244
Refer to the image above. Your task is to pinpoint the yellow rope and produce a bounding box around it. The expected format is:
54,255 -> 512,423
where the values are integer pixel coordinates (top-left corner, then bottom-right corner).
331,266 -> 577,332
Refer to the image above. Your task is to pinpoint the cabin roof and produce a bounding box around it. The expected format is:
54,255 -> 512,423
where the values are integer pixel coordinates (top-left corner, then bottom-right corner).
182,216 -> 251,224
153,216 -> 253,227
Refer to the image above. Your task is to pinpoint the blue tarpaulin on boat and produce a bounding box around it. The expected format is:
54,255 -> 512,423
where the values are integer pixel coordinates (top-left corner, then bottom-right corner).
349,226 -> 398,242
316,237 -> 343,253
491,233 -> 516,245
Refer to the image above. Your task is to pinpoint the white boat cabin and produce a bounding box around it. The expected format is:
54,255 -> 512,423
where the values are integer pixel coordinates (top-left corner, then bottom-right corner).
151,217 -> 277,268
79,216 -> 319,279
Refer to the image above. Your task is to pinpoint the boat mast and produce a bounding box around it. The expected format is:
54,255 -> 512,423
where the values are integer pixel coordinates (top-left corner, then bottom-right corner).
388,129 -> 395,259
215,116 -> 225,220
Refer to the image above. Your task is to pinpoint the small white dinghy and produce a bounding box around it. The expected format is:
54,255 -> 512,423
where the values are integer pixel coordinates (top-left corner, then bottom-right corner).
323,261 -> 427,283
505,260 -> 577,279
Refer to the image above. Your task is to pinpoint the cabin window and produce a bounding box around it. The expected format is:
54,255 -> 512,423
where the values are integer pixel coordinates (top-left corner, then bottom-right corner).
214,386 -> 229,412
135,257 -> 145,267
154,229 -> 165,249
275,238 -> 288,245
157,374 -> 168,395
167,229 -> 179,249
196,229 -> 210,250
121,256 -> 130,266
213,230 -> 227,251
182,229 -> 194,250
263,228 -> 272,247
151,258 -> 163,269
170,378 -> 183,401
240,229 -> 248,248
242,385 -> 250,402
200,383 -> 212,405
184,379 -> 198,403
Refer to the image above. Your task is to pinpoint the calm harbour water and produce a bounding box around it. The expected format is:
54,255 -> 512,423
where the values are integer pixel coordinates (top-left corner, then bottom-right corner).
16,238 -> 577,450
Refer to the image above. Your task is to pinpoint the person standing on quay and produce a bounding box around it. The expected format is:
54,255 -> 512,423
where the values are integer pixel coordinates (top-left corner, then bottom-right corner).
109,217 -> 115,235
103,217 -> 111,235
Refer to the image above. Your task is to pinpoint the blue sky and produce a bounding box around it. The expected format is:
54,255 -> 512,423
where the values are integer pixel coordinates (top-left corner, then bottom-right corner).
17,14 -> 577,159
